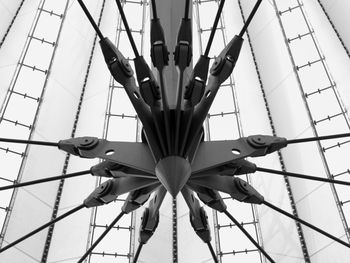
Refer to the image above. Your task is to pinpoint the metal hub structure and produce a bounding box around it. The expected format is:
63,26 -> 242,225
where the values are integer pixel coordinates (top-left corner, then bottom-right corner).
1,0 -> 350,262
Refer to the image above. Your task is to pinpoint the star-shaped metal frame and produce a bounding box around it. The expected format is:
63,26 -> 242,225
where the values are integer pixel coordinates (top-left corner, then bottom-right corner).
1,0 -> 350,262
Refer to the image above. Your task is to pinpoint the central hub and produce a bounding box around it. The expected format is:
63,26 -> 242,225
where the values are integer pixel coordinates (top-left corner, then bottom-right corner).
155,156 -> 191,197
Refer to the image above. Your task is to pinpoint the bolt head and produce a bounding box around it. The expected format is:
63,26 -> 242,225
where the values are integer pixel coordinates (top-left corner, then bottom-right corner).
252,136 -> 265,145
210,57 -> 224,75
121,59 -> 133,77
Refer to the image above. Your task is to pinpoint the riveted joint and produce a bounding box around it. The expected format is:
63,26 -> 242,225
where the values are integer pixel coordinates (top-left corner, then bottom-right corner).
100,37 -> 133,85
151,41 -> 169,69
210,35 -> 243,82
197,189 -> 227,213
232,178 -> 264,204
139,208 -> 160,244
134,56 -> 161,106
84,179 -> 119,208
122,190 -> 152,214
190,207 -> 212,243
174,41 -> 192,69
58,137 -> 99,157
247,135 -> 287,156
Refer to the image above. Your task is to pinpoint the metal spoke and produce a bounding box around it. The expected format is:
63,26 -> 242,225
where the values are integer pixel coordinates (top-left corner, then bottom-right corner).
263,200 -> 350,249
151,0 -> 158,19
77,0 -> 104,39
0,170 -> 91,191
78,211 -> 126,263
0,137 -> 58,147
114,0 -> 140,57
174,70 -> 184,154
132,243 -> 143,263
224,210 -> 276,263
159,72 -> 172,155
0,204 -> 85,253
257,167 -> 350,186
239,0 -> 262,37
206,242 -> 218,263
204,0 -> 226,57
184,0 -> 191,20
286,133 -> 350,144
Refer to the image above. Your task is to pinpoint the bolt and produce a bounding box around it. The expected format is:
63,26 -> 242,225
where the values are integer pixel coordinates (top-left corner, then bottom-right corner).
121,59 -> 133,77
252,136 -> 265,145
96,181 -> 112,195
81,138 -> 94,146
210,57 -> 224,75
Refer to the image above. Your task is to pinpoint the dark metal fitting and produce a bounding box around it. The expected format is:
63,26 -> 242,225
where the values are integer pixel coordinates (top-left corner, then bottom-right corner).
174,41 -> 192,68
197,189 -> 227,213
139,78 -> 161,106
184,78 -> 205,106
139,207 -> 160,244
190,207 -> 211,243
120,58 -> 133,76
58,137 -> 99,156
90,161 -> 123,178
83,179 -> 119,208
134,56 -> 161,106
177,18 -> 192,40
188,55 -> 210,83
210,35 -> 243,80
210,57 -> 224,76
221,159 -> 257,175
210,56 -> 235,82
100,37 -> 133,84
150,18 -> 169,67
79,137 -> 98,148
235,179 -> 250,194
122,189 -> 152,214
247,135 -> 287,154
151,41 -> 169,68
109,57 -> 133,80
185,55 -> 210,105
96,180 -> 113,195
233,178 -> 264,204
221,35 -> 244,63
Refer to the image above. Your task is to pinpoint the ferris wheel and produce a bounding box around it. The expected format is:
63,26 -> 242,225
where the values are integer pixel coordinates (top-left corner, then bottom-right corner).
0,0 -> 350,262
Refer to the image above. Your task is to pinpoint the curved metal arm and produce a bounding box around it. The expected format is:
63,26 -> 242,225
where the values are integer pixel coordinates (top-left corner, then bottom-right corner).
184,36 -> 244,157
100,37 -> 163,160
191,135 -> 287,174
58,138 -> 156,174
188,176 -> 264,204
83,177 -> 158,208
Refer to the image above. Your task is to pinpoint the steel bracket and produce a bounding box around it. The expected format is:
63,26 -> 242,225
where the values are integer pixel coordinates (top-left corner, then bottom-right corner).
151,19 -> 169,68
134,56 -> 161,106
58,138 -> 156,174
187,186 -> 227,213
191,135 -> 287,174
188,176 -> 264,205
182,186 -> 211,243
83,177 -> 158,208
90,161 -> 156,178
174,18 -> 192,69
191,158 -> 257,177
138,186 -> 166,244
122,184 -> 160,214
100,37 -> 133,85
184,55 -> 210,107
